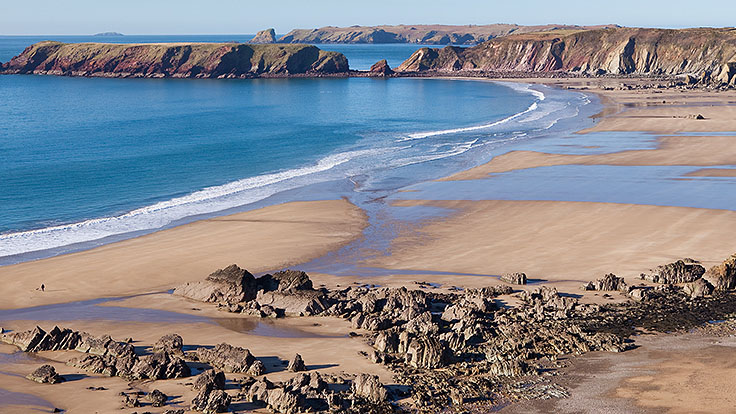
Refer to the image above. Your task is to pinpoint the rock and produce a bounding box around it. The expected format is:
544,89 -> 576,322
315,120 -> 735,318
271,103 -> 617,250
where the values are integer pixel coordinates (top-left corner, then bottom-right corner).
500,272 -> 528,285
261,270 -> 314,292
154,334 -> 184,356
174,265 -> 258,304
191,388 -> 231,414
287,354 -> 307,372
163,410 -> 186,414
132,351 -> 191,380
146,389 -> 168,407
265,388 -> 304,414
369,59 -> 394,76
351,374 -> 388,404
640,259 -> 705,284
406,336 -> 449,369
196,343 -> 258,373
703,253 -> 736,291
256,290 -> 326,316
684,278 -> 714,298
628,287 -> 654,301
194,369 -> 226,391
582,273 -> 628,292
249,28 -> 277,44
248,360 -> 267,376
27,365 -> 64,384
122,392 -> 140,408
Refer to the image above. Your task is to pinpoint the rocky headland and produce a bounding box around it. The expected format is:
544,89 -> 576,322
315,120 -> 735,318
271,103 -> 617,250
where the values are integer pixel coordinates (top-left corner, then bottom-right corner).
274,24 -> 618,45
0,41 -> 349,78
395,27 -> 736,86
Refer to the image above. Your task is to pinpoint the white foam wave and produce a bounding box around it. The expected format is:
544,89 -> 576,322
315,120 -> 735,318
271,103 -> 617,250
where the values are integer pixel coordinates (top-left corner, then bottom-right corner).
0,147 -> 392,257
401,84 -> 545,141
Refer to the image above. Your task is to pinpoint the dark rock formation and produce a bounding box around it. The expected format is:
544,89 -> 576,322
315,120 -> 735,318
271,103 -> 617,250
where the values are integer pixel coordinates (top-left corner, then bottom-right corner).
249,28 -> 277,44
704,253 -> 736,291
1,42 -> 349,78
27,365 -> 64,384
287,353 -> 307,372
146,389 -> 168,407
352,374 -> 388,404
196,343 -> 261,374
582,273 -> 628,292
640,259 -> 706,284
194,369 -> 226,391
685,278 -> 715,298
154,333 -> 184,356
191,388 -> 231,413
370,59 -> 394,76
500,272 -> 528,285
122,392 -> 140,408
396,27 -> 736,85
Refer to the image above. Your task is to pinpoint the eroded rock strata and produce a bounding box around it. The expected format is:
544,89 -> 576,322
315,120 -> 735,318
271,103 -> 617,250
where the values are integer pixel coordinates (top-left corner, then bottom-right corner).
0,41 -> 349,78
396,27 -> 736,85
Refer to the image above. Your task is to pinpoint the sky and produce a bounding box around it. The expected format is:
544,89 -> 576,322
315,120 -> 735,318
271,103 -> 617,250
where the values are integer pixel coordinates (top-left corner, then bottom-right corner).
1,0 -> 734,35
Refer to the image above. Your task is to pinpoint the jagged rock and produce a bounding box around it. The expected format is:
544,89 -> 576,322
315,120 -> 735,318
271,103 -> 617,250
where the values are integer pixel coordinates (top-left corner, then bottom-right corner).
703,253 -> 736,291
486,359 -> 529,377
132,351 -> 191,380
265,388 -> 304,414
370,59 -> 394,76
244,377 -> 274,402
404,311 -> 438,335
196,343 -> 257,373
154,334 -> 184,356
1,326 -> 82,352
351,374 -> 388,404
260,270 -> 314,292
640,259 -> 705,284
628,287 -> 654,301
582,273 -> 628,292
406,336 -> 449,369
684,278 -> 714,298
67,354 -> 117,377
174,264 -> 258,304
164,410 -> 185,414
374,330 -> 400,353
191,388 -> 231,414
287,354 -> 307,372
194,369 -> 226,391
147,389 -> 168,407
122,392 -> 140,408
248,360 -> 267,376
249,28 -> 277,44
27,365 -> 64,384
500,272 -> 527,285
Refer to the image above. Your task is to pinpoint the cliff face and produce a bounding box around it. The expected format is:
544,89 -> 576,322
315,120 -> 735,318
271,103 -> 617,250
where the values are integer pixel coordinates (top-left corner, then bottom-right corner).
397,28 -> 736,84
277,24 -> 618,45
249,29 -> 277,44
1,41 -> 349,78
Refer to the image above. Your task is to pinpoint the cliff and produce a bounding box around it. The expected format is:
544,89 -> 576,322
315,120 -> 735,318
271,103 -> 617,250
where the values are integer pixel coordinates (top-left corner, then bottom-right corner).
396,28 -> 736,84
277,24 -> 618,45
0,41 -> 349,78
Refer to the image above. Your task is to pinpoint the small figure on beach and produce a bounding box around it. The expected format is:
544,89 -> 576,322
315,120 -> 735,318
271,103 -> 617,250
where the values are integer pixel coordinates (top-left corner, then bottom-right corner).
40,284 -> 45,292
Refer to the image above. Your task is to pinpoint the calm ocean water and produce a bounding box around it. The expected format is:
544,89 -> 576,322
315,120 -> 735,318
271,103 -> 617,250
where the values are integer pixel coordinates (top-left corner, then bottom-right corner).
0,36 -> 593,263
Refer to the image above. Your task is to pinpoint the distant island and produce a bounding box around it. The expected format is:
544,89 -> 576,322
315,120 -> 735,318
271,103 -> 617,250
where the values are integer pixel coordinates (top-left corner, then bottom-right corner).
93,32 -> 124,36
270,23 -> 619,45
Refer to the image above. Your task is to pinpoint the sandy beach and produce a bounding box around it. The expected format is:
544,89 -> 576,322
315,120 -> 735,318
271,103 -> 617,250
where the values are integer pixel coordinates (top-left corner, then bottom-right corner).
2,77 -> 736,413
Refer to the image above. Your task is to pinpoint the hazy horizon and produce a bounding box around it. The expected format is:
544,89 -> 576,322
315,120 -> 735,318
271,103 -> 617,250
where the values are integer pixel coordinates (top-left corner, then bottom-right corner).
2,0 -> 734,35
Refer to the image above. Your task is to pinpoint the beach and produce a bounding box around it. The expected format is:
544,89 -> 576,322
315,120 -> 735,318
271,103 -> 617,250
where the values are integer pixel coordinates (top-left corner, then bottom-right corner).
2,76 -> 736,413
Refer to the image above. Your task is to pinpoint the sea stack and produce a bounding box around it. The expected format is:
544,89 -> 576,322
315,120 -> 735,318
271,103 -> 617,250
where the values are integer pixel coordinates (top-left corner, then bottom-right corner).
249,28 -> 277,44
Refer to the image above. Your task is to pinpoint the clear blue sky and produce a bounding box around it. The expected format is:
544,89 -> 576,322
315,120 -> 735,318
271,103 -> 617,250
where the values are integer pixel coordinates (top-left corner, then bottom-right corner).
1,0 -> 734,35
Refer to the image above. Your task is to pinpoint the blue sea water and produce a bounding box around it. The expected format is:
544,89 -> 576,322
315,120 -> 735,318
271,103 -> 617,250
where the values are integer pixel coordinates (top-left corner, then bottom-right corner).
0,36 -> 594,263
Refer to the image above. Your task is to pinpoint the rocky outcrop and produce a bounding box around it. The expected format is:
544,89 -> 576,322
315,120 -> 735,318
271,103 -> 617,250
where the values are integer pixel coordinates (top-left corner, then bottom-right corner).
369,59 -> 394,76
196,343 -> 263,374
27,365 -> 64,384
146,389 -> 168,407
684,278 -> 715,298
352,374 -> 388,404
582,273 -> 628,292
704,253 -> 736,291
1,42 -> 349,78
154,333 -> 184,356
640,259 -> 706,284
277,24 -> 617,45
194,369 -> 226,391
396,27 -> 736,84
174,265 -> 260,303
191,388 -> 231,414
249,28 -> 277,44
500,272 -> 527,285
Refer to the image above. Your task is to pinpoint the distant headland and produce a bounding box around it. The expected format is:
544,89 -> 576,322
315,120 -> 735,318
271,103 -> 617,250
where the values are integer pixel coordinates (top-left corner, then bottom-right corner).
93,32 -> 124,36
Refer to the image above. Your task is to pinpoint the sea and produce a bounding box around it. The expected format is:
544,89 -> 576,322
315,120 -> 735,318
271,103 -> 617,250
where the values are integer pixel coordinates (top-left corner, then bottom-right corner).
0,35 -> 596,264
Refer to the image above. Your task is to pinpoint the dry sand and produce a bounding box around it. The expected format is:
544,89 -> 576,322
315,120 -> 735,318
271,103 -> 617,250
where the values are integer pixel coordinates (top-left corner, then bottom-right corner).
0,199 -> 366,310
